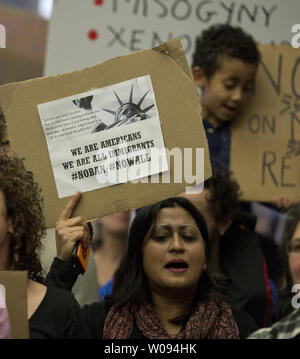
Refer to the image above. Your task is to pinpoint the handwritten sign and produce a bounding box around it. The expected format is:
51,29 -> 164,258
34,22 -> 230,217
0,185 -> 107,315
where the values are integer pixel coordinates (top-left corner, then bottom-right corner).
230,44 -> 300,202
45,0 -> 299,75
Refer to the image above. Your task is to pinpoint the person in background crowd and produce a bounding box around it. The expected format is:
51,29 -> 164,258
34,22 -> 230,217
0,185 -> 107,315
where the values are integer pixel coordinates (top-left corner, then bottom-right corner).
0,152 -> 90,339
191,25 -> 288,310
192,23 -> 297,208
92,211 -> 130,300
192,24 -> 260,172
181,171 -> 274,327
47,195 -> 258,338
1,110 -> 125,307
0,110 -> 99,308
248,202 -> 300,339
272,203 -> 300,322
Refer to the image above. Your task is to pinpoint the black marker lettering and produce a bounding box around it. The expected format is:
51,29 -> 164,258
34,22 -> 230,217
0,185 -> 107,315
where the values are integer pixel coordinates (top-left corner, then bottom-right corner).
281,156 -> 296,187
263,115 -> 276,134
112,0 -> 118,12
107,26 -> 127,47
291,56 -> 300,98
248,114 -> 260,134
261,5 -> 277,27
290,112 -> 300,141
262,151 -> 278,186
196,0 -> 217,23
237,4 -> 258,24
248,114 -> 276,134
133,0 -> 148,16
154,0 -> 168,18
220,1 -> 235,24
171,0 -> 192,21
260,54 -> 282,96
130,29 -> 146,51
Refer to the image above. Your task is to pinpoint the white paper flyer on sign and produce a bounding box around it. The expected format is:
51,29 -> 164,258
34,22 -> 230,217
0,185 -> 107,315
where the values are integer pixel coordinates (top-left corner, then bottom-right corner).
37,75 -> 168,198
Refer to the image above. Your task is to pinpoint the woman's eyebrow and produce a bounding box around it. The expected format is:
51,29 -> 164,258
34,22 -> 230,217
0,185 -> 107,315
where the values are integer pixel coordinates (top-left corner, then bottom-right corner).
177,225 -> 197,230
154,225 -> 170,229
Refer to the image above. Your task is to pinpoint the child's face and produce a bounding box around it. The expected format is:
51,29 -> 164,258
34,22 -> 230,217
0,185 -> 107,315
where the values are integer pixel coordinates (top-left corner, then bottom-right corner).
194,56 -> 258,125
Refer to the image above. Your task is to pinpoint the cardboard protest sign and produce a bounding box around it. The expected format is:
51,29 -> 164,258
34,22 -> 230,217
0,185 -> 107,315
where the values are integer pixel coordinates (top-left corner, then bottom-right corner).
0,38 -> 211,228
230,44 -> 300,202
0,271 -> 29,339
45,0 -> 298,75
37,75 -> 168,198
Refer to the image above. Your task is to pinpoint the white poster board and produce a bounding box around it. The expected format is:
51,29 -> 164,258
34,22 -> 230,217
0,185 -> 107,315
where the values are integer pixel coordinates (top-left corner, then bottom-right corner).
45,0 -> 299,75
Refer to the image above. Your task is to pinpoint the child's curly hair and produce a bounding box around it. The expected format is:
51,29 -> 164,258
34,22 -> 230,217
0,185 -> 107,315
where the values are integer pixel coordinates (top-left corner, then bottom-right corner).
192,24 -> 261,78
0,152 -> 45,283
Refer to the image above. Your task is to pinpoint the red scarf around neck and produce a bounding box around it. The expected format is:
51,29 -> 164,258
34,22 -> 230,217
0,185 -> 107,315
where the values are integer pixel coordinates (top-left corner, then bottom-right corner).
103,293 -> 239,339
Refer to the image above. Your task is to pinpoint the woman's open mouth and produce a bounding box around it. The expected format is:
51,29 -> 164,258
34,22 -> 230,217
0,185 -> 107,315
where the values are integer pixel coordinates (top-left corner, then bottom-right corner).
165,259 -> 189,273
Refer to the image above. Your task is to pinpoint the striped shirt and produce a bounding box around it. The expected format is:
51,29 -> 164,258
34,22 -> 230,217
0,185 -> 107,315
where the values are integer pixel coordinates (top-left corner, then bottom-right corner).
248,307 -> 300,339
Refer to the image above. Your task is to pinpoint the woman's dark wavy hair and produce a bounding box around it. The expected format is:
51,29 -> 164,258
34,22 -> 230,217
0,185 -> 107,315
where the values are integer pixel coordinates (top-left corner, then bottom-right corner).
107,197 -> 217,317
192,23 -> 260,78
0,152 -> 46,283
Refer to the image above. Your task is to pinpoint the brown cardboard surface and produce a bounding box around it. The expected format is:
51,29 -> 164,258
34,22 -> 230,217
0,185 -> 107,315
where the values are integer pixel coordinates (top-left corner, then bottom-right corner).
0,50 -> 44,85
0,271 -> 29,339
0,4 -> 47,61
0,4 -> 47,85
0,38 -> 211,228
230,44 -> 300,202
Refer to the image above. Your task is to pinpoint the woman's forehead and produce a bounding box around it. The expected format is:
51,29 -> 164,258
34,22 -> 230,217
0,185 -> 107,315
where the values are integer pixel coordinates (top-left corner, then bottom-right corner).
155,206 -> 197,226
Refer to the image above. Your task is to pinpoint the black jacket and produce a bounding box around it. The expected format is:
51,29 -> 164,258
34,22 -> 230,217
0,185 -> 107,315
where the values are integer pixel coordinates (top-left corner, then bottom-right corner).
218,212 -> 267,327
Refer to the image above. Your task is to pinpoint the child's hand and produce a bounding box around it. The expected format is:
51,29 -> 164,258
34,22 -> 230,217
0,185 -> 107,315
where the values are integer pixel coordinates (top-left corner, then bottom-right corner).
55,191 -> 91,262
271,193 -> 300,211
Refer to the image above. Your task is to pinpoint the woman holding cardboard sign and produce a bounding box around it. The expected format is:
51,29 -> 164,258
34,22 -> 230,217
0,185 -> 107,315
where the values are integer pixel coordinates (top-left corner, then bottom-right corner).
49,195 -> 257,338
0,152 -> 90,339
